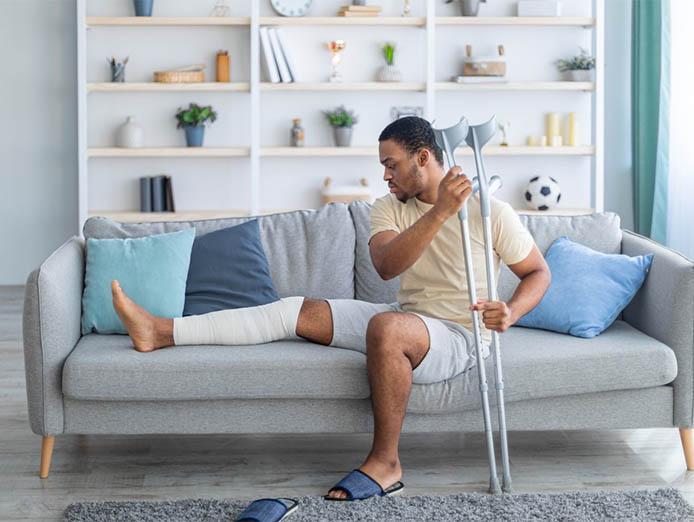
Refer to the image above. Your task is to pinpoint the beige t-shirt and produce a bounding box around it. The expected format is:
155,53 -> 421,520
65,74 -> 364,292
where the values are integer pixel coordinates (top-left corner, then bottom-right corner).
369,192 -> 535,345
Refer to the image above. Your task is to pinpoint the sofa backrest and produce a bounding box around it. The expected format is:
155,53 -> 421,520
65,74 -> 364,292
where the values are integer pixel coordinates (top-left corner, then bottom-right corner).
83,203 -> 356,300
348,201 -> 623,304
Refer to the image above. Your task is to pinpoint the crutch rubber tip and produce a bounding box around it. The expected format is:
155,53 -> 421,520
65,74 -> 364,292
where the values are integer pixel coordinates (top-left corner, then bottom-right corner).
488,477 -> 502,495
502,479 -> 513,494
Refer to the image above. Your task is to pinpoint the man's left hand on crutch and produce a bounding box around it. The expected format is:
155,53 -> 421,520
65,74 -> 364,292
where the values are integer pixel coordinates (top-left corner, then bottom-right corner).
470,300 -> 515,333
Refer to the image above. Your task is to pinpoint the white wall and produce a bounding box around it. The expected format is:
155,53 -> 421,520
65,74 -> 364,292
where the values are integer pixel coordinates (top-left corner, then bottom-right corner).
0,0 -> 633,284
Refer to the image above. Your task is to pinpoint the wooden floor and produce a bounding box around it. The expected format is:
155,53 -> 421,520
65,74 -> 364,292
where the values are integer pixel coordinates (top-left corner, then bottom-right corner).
2,284 -> 694,521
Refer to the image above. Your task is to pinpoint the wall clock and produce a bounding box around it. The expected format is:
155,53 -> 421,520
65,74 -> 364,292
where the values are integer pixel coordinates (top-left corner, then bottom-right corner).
270,0 -> 313,17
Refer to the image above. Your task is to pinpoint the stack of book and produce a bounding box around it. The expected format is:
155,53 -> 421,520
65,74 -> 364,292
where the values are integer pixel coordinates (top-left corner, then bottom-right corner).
259,26 -> 298,83
139,175 -> 175,212
338,4 -> 382,16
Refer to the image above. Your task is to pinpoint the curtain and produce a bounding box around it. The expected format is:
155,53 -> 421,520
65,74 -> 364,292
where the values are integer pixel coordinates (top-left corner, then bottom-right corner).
631,0 -> 668,242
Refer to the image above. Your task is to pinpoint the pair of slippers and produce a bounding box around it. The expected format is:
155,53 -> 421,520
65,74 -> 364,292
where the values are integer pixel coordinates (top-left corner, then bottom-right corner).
235,469 -> 405,521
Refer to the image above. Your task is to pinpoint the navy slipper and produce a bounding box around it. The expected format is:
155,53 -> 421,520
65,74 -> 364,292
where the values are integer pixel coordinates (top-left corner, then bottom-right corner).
324,468 -> 405,501
235,497 -> 299,522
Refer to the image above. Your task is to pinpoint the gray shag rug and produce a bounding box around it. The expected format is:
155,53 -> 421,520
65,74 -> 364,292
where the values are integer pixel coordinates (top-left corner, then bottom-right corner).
63,488 -> 694,521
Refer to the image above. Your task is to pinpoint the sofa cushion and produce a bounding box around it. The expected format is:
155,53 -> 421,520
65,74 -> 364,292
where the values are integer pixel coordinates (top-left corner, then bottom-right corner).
63,321 -> 676,409
184,220 -> 279,316
347,201 -> 622,304
407,320 -> 677,414
497,212 -> 623,301
516,236 -> 654,338
349,200 -> 400,304
63,336 -> 371,401
83,203 -> 356,300
82,228 -> 195,335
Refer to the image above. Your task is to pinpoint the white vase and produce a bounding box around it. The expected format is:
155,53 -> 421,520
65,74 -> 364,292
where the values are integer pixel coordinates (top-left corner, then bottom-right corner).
567,69 -> 594,82
377,64 -> 402,82
116,116 -> 144,148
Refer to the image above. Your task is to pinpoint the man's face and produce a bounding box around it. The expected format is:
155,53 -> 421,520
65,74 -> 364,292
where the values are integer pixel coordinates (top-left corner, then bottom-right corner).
378,139 -> 426,203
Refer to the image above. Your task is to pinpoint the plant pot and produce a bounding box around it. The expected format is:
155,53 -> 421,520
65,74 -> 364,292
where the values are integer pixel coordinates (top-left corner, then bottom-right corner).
377,64 -> 402,82
567,69 -> 594,82
133,0 -> 153,17
116,116 -> 144,148
455,0 -> 486,16
184,125 -> 205,147
333,126 -> 353,147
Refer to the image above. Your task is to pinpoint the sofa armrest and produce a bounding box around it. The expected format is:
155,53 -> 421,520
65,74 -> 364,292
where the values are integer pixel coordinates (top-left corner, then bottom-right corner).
23,236 -> 85,436
621,230 -> 694,427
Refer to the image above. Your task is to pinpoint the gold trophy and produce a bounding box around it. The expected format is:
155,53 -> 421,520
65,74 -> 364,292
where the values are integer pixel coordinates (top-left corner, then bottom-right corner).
327,40 -> 346,83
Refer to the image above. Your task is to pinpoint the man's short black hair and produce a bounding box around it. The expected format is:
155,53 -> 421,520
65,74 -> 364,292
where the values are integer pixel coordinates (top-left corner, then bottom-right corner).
378,116 -> 444,167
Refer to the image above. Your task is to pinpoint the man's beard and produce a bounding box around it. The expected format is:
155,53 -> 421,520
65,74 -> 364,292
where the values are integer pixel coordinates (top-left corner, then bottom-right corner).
395,162 -> 422,203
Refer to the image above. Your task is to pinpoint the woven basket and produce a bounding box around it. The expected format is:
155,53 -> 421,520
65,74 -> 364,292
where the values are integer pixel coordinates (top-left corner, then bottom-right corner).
153,64 -> 205,83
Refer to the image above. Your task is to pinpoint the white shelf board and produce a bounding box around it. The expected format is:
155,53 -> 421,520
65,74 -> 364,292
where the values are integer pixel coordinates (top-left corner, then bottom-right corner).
87,82 -> 250,92
260,82 -> 426,92
259,16 -> 426,26
86,16 -> 250,26
436,81 -> 595,92
261,146 -> 595,157
436,16 -> 595,27
88,147 -> 250,158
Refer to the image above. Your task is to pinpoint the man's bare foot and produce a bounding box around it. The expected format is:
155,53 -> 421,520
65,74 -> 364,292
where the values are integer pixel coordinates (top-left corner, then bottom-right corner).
326,455 -> 402,500
111,280 -> 174,352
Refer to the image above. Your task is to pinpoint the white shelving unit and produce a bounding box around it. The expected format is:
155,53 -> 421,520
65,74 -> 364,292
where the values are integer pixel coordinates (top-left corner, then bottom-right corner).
77,0 -> 604,230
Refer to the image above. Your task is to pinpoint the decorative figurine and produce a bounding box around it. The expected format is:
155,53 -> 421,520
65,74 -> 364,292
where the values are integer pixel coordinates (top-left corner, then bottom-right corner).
498,120 -> 510,147
210,0 -> 231,16
402,0 -> 411,16
327,40 -> 346,83
290,118 -> 305,147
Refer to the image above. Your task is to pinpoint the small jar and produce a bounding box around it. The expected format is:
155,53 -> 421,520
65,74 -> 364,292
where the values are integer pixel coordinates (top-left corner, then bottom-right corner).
290,118 -> 304,147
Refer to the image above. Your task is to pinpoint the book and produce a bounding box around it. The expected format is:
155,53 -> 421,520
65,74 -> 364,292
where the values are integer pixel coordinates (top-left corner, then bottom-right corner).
268,27 -> 292,83
274,27 -> 297,82
259,27 -> 281,83
151,175 -> 166,212
164,175 -> 175,212
139,177 -> 152,212
339,5 -> 382,11
338,10 -> 381,16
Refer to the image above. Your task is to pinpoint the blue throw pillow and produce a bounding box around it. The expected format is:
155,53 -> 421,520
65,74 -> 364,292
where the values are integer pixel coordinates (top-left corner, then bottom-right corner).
81,228 -> 196,335
515,236 -> 654,338
183,220 -> 279,316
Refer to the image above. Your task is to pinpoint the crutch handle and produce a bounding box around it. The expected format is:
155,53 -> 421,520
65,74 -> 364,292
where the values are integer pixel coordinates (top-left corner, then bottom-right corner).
472,175 -> 502,196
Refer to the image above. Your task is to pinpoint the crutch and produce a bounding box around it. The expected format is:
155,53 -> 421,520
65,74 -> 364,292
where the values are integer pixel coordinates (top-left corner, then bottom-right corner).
432,116 -> 511,495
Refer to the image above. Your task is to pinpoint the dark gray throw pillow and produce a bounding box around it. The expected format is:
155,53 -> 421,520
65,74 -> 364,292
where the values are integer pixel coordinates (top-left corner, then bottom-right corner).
183,220 -> 279,316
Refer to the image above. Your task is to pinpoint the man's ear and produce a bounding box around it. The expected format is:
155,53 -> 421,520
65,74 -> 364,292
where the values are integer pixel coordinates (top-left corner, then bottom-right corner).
418,148 -> 430,167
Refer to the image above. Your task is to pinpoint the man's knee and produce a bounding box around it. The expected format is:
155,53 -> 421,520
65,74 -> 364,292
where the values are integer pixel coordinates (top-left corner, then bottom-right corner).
366,313 -> 403,351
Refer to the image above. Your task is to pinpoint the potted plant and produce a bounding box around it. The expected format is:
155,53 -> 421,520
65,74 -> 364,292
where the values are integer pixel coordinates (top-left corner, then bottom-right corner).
377,42 -> 402,82
133,0 -> 153,16
323,105 -> 359,147
444,0 -> 486,16
556,48 -> 596,81
175,103 -> 217,147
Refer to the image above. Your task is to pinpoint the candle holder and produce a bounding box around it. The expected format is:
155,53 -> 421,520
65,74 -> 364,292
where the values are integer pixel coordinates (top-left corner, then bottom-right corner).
327,40 -> 346,83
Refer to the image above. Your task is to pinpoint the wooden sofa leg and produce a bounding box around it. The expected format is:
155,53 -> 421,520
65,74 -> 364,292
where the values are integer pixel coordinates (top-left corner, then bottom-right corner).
39,436 -> 55,479
680,428 -> 694,471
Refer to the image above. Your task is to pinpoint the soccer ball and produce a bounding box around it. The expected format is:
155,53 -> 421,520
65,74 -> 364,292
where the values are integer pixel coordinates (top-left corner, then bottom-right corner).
524,175 -> 561,211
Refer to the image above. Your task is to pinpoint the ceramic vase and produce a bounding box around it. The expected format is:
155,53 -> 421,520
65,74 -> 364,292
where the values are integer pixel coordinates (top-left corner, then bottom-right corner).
116,116 -> 144,148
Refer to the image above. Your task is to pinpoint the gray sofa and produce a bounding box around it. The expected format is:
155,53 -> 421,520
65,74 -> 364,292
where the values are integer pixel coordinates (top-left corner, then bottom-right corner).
23,202 -> 694,479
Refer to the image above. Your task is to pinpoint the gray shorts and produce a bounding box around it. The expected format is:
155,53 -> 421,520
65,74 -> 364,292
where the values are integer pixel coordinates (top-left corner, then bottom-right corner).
326,299 -> 490,385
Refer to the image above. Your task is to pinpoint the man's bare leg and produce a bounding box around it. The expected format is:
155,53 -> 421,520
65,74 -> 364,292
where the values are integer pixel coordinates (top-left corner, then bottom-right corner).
111,280 -> 334,351
326,311 -> 430,499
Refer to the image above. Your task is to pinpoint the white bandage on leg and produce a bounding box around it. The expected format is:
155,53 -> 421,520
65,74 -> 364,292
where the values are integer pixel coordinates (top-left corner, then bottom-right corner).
172,296 -> 305,346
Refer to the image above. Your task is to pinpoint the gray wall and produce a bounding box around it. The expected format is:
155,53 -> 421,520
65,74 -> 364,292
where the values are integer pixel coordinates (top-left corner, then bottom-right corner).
0,0 -> 633,285
0,0 -> 78,285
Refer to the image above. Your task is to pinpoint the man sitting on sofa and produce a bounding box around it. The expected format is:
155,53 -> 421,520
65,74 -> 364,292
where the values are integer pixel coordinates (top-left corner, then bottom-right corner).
111,116 -> 551,501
